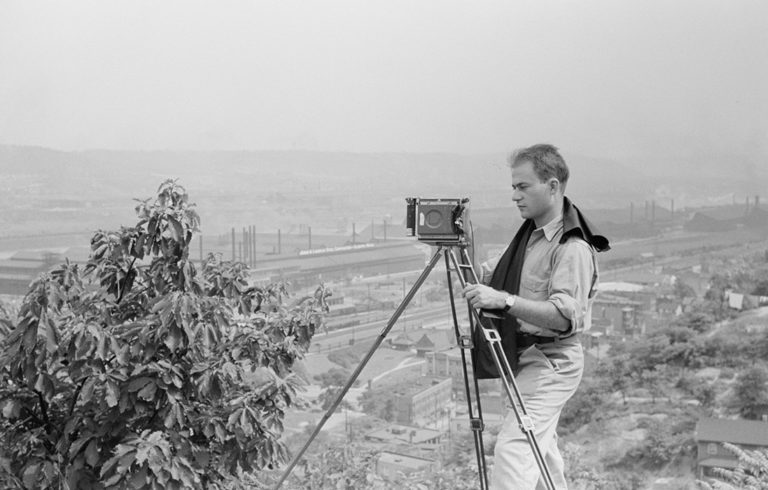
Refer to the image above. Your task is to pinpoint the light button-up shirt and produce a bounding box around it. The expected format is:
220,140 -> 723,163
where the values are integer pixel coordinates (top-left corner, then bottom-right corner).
482,215 -> 598,337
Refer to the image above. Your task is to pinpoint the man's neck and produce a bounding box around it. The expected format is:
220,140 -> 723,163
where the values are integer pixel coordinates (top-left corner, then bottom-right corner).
533,198 -> 564,229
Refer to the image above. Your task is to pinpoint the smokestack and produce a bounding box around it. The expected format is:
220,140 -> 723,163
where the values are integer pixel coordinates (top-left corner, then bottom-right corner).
352,222 -> 356,245
242,227 -> 247,264
756,195 -> 761,208
250,225 -> 256,266
231,228 -> 236,261
308,226 -> 312,250
278,229 -> 282,255
645,200 -> 649,221
652,200 -> 656,223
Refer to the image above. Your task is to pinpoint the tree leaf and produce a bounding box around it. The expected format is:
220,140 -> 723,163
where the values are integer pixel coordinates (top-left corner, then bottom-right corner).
137,381 -> 157,402
127,377 -> 153,393
69,435 -> 93,458
102,473 -> 123,488
214,423 -> 226,442
45,318 -> 59,354
168,215 -> 183,243
23,321 -> 38,351
106,380 -> 119,407
85,439 -> 100,467
97,332 -> 109,359
163,406 -> 176,429
128,466 -> 148,487
2,400 -> 20,419
22,463 -> 40,488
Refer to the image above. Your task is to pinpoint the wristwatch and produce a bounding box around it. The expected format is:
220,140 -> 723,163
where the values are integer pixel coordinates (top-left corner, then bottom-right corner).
504,294 -> 517,313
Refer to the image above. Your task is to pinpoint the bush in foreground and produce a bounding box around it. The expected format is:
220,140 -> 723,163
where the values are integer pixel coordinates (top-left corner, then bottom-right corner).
0,180 -> 328,489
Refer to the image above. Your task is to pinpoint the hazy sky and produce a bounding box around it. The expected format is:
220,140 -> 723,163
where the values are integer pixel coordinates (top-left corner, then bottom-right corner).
1,0 -> 767,158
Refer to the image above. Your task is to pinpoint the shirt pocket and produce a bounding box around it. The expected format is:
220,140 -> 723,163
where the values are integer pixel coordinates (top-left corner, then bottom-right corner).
521,275 -> 549,294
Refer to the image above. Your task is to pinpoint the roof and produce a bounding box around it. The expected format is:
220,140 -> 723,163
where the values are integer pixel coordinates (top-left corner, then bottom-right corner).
391,376 -> 451,397
402,327 -> 454,351
427,347 -> 466,361
357,222 -> 409,241
414,334 -> 435,350
697,457 -> 739,470
597,281 -> 646,293
614,269 -> 672,286
696,417 -> 768,446
377,451 -> 436,469
686,213 -> 738,232
593,292 -> 643,306
250,242 -> 426,275
366,425 -> 443,445
392,331 -> 414,345
693,204 -> 750,221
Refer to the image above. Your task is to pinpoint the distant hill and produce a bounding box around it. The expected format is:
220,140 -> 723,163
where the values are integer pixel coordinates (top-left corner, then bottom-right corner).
0,145 -> 763,238
0,144 -> 654,202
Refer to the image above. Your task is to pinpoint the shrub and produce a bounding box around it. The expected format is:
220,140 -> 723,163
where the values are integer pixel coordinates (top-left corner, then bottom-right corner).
0,180 -> 328,489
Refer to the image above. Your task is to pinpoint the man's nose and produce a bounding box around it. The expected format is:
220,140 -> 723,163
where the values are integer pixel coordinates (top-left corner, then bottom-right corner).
511,189 -> 522,201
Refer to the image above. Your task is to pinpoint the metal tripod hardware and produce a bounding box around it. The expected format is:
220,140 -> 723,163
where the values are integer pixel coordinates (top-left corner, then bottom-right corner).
273,243 -> 554,490
444,248 -> 489,490
447,247 -> 556,490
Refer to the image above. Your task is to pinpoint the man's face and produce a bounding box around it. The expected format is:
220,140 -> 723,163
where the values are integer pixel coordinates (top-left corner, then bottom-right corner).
511,160 -> 557,225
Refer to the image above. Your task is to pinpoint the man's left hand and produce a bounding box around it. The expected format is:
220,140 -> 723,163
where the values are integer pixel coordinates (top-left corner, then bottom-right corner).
462,284 -> 507,310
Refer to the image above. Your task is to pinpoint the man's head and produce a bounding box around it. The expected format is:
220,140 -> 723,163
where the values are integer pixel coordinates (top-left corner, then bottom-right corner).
508,144 -> 569,227
508,144 -> 569,190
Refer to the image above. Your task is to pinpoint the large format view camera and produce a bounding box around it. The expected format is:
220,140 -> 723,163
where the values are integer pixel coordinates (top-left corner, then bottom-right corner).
406,197 -> 469,243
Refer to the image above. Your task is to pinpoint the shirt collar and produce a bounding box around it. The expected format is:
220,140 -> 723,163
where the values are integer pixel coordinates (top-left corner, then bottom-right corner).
535,214 -> 563,242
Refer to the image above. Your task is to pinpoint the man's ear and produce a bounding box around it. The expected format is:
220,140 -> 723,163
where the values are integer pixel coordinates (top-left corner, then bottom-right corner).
549,178 -> 560,194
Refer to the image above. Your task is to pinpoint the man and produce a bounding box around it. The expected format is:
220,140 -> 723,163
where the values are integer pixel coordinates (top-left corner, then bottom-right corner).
463,144 -> 609,489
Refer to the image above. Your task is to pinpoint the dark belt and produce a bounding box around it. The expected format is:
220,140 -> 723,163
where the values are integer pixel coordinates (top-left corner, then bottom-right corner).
516,332 -> 559,349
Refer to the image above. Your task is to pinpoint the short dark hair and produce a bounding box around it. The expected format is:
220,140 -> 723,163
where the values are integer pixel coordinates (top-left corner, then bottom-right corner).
508,144 -> 569,189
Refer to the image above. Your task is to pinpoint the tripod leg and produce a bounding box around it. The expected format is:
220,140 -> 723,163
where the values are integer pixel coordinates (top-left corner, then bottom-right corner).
481,329 -> 556,490
273,246 -> 445,489
444,252 -> 489,490
447,248 -> 556,490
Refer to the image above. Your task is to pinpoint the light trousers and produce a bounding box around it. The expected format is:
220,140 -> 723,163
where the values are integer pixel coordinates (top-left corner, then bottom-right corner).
490,337 -> 583,490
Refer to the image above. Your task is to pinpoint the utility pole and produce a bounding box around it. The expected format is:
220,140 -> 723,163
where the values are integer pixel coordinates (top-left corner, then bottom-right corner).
242,227 -> 247,264
250,225 -> 256,267
231,228 -> 235,261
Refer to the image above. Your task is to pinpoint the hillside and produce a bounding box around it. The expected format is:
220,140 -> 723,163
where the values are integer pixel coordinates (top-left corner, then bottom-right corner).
0,144 -> 676,237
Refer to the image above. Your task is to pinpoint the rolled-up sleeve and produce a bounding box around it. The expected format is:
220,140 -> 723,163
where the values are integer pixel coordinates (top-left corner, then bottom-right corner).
548,238 -> 595,335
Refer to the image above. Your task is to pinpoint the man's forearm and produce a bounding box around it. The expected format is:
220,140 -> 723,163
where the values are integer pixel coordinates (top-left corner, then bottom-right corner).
506,295 -> 570,333
462,283 -> 570,333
